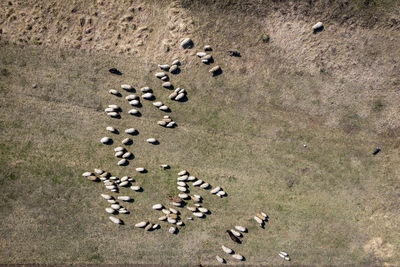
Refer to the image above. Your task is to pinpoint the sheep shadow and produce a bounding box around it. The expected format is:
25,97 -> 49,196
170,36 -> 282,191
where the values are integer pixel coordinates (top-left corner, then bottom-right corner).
123,88 -> 136,93
150,140 -> 160,145
125,153 -> 135,160
313,26 -> 324,34
110,114 -> 121,119
109,68 -> 122,75
176,95 -> 188,103
182,40 -> 193,49
126,130 -> 139,136
112,129 -> 120,135
202,57 -> 214,64
114,92 -> 122,97
130,102 -> 142,108
161,76 -> 169,81
212,68 -> 223,77
123,139 -> 133,146
103,139 -> 114,145
119,160 -> 129,166
171,68 -> 181,75
129,111 -> 142,117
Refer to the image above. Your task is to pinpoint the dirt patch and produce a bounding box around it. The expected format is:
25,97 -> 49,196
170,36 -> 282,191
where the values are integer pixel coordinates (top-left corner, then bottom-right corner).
364,237 -> 394,260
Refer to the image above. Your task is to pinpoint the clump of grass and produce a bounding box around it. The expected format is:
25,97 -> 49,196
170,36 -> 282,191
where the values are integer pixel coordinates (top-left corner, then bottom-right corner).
372,98 -> 385,112
260,33 -> 270,43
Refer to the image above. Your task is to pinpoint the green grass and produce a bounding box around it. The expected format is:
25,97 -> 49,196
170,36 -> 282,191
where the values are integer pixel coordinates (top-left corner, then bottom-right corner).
0,40 -> 399,266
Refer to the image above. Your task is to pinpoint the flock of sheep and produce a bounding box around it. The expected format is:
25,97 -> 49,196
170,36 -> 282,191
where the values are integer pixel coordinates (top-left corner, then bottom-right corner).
81,37 -> 291,264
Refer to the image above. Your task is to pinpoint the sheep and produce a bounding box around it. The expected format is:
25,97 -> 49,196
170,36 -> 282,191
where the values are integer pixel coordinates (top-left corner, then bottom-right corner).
129,99 -> 140,106
100,172 -> 110,178
187,217 -> 193,220
210,187 -> 221,194
162,82 -> 172,88
115,151 -> 124,157
145,223 -> 154,231
312,22 -> 323,31
256,213 -> 267,221
94,169 -> 104,175
209,65 -> 221,74
117,159 -> 128,166
153,101 -> 163,107
152,224 -> 159,229
216,256 -> 225,263
167,213 -> 178,219
168,196 -> 183,203
193,180 -> 203,186
187,176 -> 197,182
198,207 -> 208,213
142,93 -> 153,99
170,65 -> 178,73
135,221 -> 148,228
235,226 -> 247,232
107,112 -> 119,117
111,204 -> 121,210
193,194 -> 202,200
178,170 -> 188,176
159,105 -> 169,111
171,202 -> 182,207
204,45 -> 212,51
169,92 -> 178,100
180,37 -> 192,48
261,211 -> 267,218
152,204 -> 163,210
166,122 -> 176,128
109,216 -> 122,224
200,183 -> 210,189
221,245 -> 233,254
159,216 -> 167,221
108,104 -> 120,110
100,137 -> 111,144
82,172 -> 92,177
196,52 -> 206,58
158,64 -> 170,71
279,251 -> 288,257
160,164 -> 169,169
202,59 -> 209,64
101,194 -> 112,200
169,226 -> 176,234
155,72 -> 166,78
177,181 -> 187,187
146,138 -> 157,144
120,176 -> 128,182
130,185 -> 141,191
177,175 -> 188,181
158,121 -> 167,126
232,254 -> 243,260
119,208 -> 129,214
193,212 -> 204,218
177,186 -> 187,192
125,94 -> 138,100
121,84 -> 133,90
161,76 -> 168,81
135,167 -> 145,172
122,152 -> 132,159
141,87 -> 152,93
178,193 -> 189,199
117,196 -> 131,201
227,230 -> 241,243
175,93 -> 185,101
172,59 -> 180,66
169,208 -> 178,214
105,107 -> 115,112
114,146 -> 125,152
176,221 -> 183,226
87,176 -> 99,181
122,138 -> 132,145
109,89 -> 119,95
202,54 -> 212,61
108,199 -> 117,204
230,229 -> 242,237
162,209 -> 171,215
217,191 -> 226,197
128,109 -> 139,115
167,218 -> 177,224
125,128 -> 136,134
105,208 -> 115,214
254,216 -> 263,225
119,181 -> 129,187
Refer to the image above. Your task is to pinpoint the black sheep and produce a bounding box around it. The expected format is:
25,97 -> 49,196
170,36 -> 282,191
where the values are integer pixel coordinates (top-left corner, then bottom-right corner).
227,230 -> 241,244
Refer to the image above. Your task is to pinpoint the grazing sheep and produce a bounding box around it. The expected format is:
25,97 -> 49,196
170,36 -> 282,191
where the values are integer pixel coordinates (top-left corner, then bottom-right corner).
152,204 -> 163,210
115,151 -> 124,157
256,213 -> 266,221
221,245 -> 233,254
172,59 -> 180,66
135,221 -> 148,228
129,99 -> 140,106
169,208 -> 178,214
94,169 -> 103,174
162,82 -> 172,88
202,54 -> 212,61
158,121 -> 167,126
130,185 -> 141,191
152,224 -> 159,229
192,196 -> 201,202
109,216 -> 122,224
254,216 -> 263,225
125,94 -> 138,100
312,22 -> 323,31
177,181 -> 187,187
216,255 -> 225,263
198,207 -> 208,213
159,216 -> 167,221
196,52 -> 206,58
176,221 -> 183,226
232,254 -> 243,260
209,65 -> 221,75
166,122 -> 176,128
279,251 -> 288,257
177,186 -> 187,192
128,109 -> 139,115
114,146 -> 125,152
204,45 -> 212,51
210,187 -> 221,194
108,104 -> 120,110
100,137 -> 111,144
141,87 -> 152,93
122,152 -> 132,159
160,164 -> 169,169
169,226 -> 176,234
106,127 -> 116,134
180,37 -> 192,48
142,92 -> 153,99
125,128 -> 136,134
121,84 -> 133,90
155,72 -> 166,78
109,89 -> 119,95
168,196 -> 183,203
187,176 -> 197,181
235,226 -> 247,232
159,105 -> 169,111
153,101 -> 163,107
146,138 -> 157,144
145,223 -> 154,231
175,93 -> 185,101
171,202 -> 182,207
161,76 -> 168,81
169,92 -> 178,100
106,208 -> 115,214
87,176 -> 99,181
178,170 -> 188,176
193,180 -> 203,186
193,194 -> 202,199
261,211 -> 267,218
177,175 -> 188,181
158,64 -> 170,70
82,172 -> 92,177
178,193 -> 189,199
105,107 -> 115,112
200,183 -> 210,189
227,230 -> 241,243
162,209 -> 171,215
230,229 -> 242,237
111,204 -> 121,210
119,208 -> 129,214
117,196 -> 131,201
217,191 -> 226,197
187,217 -> 193,220
193,212 -> 204,218
168,213 -> 178,219
119,181 -> 129,187
169,65 -> 178,73
101,194 -> 112,200
100,172 -> 110,178
120,176 -> 128,182
107,112 -> 119,117
122,138 -> 131,145
117,159 -> 128,166
135,167 -> 145,172
167,218 -> 177,224
202,59 -> 209,64
108,199 -> 117,204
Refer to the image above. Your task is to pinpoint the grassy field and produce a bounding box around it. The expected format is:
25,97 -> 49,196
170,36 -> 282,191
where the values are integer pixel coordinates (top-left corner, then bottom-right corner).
0,42 -> 399,265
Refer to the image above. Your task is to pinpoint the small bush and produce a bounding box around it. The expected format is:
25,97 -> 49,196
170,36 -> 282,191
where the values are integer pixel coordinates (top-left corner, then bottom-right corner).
372,98 -> 385,112
261,33 -> 270,43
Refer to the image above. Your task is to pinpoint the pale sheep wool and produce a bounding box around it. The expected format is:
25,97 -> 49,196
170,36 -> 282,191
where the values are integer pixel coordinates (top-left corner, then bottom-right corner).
87,175 -> 98,181
235,226 -> 247,232
159,105 -> 169,111
109,216 -> 121,224
171,202 -> 181,207
178,170 -> 188,176
114,146 -> 125,152
128,109 -> 139,115
169,208 -> 178,214
122,152 -> 131,159
111,204 -> 121,210
216,256 -> 224,263
177,186 -> 187,192
109,89 -> 119,95
129,99 -> 140,106
261,211 -> 267,218
169,92 -> 178,100
94,169 -> 104,175
121,84 -> 133,90
111,189 -> 118,192
202,59 -> 209,64
153,101 -> 163,107
115,151 -> 124,157
135,167 -> 145,172
169,65 -> 178,73
254,216 -> 263,224
142,93 -> 153,99
198,207 -> 208,213
187,176 -> 196,181
187,206 -> 197,212
200,183 -> 209,189
158,64 -> 170,70
117,159 -> 127,166
130,185 -> 141,191
146,138 -> 157,143
144,223 -> 154,231
193,180 -> 203,186
158,121 -> 167,126
193,212 -> 204,218
105,208 -> 115,214
159,216 -> 167,221
187,217 -> 193,220
204,45 -> 212,51
279,251 -> 288,257
177,175 -> 188,181
178,193 -> 189,199
100,137 -> 111,144
167,218 -> 177,224
105,185 -> 116,190
180,37 -> 192,48
140,87 -> 150,93
312,21 -> 323,30
162,82 -> 172,88
232,254 -> 243,260
172,59 -> 180,66
108,104 -> 120,109
119,208 -> 129,214
160,164 -> 169,169
82,172 -> 92,177
193,194 -> 202,200
175,93 -> 185,101
161,76 -> 168,81
107,112 -> 118,117
152,204 -> 163,210
169,227 -> 176,234
106,127 -> 116,134
118,196 -> 131,201
209,65 -> 221,74
105,107 -> 115,112
177,182 -> 187,187
202,54 -> 212,60
176,221 -> 183,226
166,122 -> 175,128
162,209 -> 171,215
231,229 -> 241,237
101,194 -> 112,200
125,128 -> 136,134
107,199 -> 116,204
125,94 -> 138,100
217,191 -> 226,197
210,187 -> 221,194
122,138 -> 131,145
155,72 -> 166,78
152,224 -> 159,229
121,176 -> 129,182
135,221 -> 148,228
196,52 -> 206,58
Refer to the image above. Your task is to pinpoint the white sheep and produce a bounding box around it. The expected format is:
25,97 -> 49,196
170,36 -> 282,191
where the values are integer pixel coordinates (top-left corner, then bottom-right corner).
177,181 -> 187,187
117,196 -> 131,201
193,212 -> 204,218
130,185 -> 141,191
187,176 -> 196,181
216,256 -> 225,263
159,105 -> 169,111
125,94 -> 138,100
169,65 -> 178,73
142,93 -> 153,99
109,216 -> 122,224
180,37 -> 192,48
200,183 -> 210,189
121,84 -> 133,90
159,216 -> 167,221
135,221 -> 148,228
158,64 -> 170,70
193,180 -> 203,186
117,159 -> 127,166
101,194 -> 112,200
146,138 -> 157,144
141,87 -> 151,93
128,109 -> 139,115
177,175 -> 188,181
177,186 -> 187,192
172,59 -> 180,66
232,254 -> 243,260
114,146 -> 125,152
254,216 -> 263,224
100,137 -> 111,144
129,99 -> 140,106
198,207 -> 208,213
178,193 -> 189,199
111,204 -> 121,210
196,52 -> 206,58
153,101 -> 163,107
152,204 -> 163,210
235,226 -> 246,232
109,89 -> 119,95
119,181 -> 129,187
125,128 -> 136,134
231,229 -> 242,237
107,112 -> 119,117
162,209 -> 171,215
210,187 -> 221,194
155,72 -> 166,78
169,208 -> 178,214
169,226 -> 176,234
82,172 -> 92,177
122,138 -> 131,145
209,65 -> 221,74
162,82 -> 172,88
122,152 -> 131,159
217,191 -> 226,197
135,167 -> 145,172
105,208 -> 115,214
221,245 -> 233,254
312,22 -> 323,30
115,151 -> 123,157
175,93 -> 185,101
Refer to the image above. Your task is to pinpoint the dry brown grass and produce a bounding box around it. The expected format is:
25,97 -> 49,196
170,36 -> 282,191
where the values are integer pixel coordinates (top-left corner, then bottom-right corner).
0,0 -> 400,265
